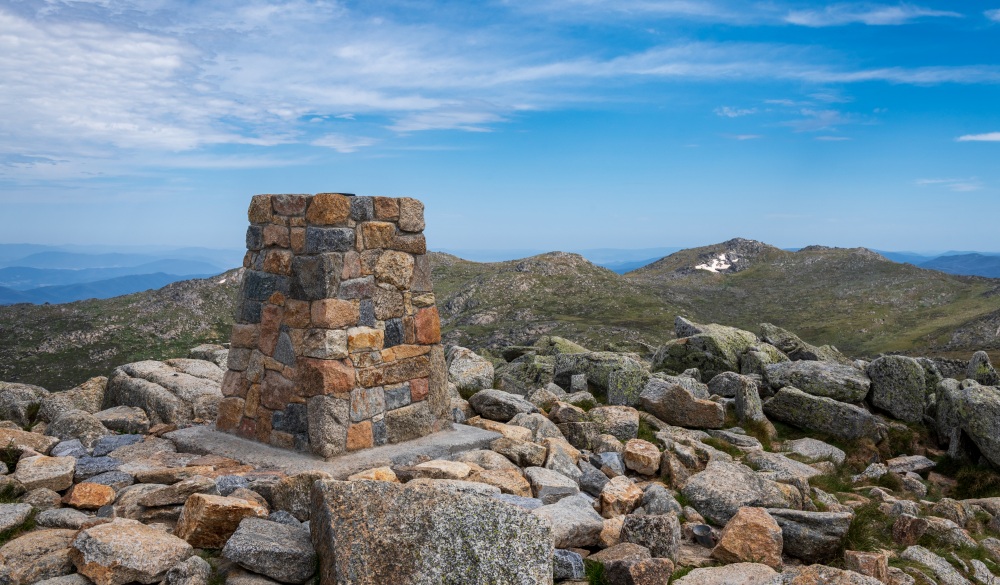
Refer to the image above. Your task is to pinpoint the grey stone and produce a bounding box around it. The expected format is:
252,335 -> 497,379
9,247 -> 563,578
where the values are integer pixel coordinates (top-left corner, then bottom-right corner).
554,549 -> 586,580
867,355 -> 926,423
337,276 -> 375,300
571,374 -> 587,392
640,378 -> 725,429
509,412 -> 563,442
138,475 -> 217,507
620,513 -> 682,560
36,508 -> 93,529
760,323 -> 847,363
495,354 -> 556,397
358,298 -> 376,327
780,437 -> 846,466
246,225 -> 264,250
531,494 -> 605,548
557,422 -> 600,451
384,384 -> 411,411
968,351 -> 1000,386
73,456 -> 122,482
291,253 -> 343,300
87,470 -> 134,491
735,375 -> 768,425
563,391 -> 598,407
311,478 -> 553,585
681,461 -> 791,525
524,466 -> 579,504
306,395 -> 349,459
268,510 -> 301,526
447,347 -> 495,394
468,389 -> 538,422
104,360 -> 222,425
607,365 -> 651,407
163,555 -> 211,585
579,459 -> 609,497
38,378 -> 106,424
554,352 -> 645,396
222,517 -> 316,584
492,493 -> 544,510
384,401 -> 436,444
938,380 -> 1000,466
0,503 -> 33,533
763,387 -> 885,442
901,545 -> 972,585
241,270 -> 290,302
303,227 -> 354,254
350,196 -> 374,221
20,487 -> 62,511
51,440 -> 88,459
45,410 -> 110,448
272,403 -> 309,435
708,371 -> 749,398
349,386 -> 385,423
763,361 -> 870,402
887,455 -> 935,474
384,318 -> 404,349
766,508 -> 853,563
0,381 -> 49,428
91,434 -> 143,457
94,406 -> 149,435
652,322 -> 758,379
273,332 -> 296,367
744,450 -> 821,481
640,484 -> 682,515
595,452 -> 627,477
589,406 -> 640,442
673,563 -> 778,585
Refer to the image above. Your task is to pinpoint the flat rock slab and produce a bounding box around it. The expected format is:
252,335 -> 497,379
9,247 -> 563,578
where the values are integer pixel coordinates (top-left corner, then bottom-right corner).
165,423 -> 500,479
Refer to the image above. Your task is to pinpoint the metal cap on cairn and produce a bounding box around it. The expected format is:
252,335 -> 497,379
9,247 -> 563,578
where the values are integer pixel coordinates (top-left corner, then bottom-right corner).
217,193 -> 449,457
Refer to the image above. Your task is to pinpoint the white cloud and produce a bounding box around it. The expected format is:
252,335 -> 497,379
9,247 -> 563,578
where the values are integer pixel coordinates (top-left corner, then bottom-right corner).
816,135 -> 851,141
783,109 -> 861,132
986,9 -> 1000,22
786,4 -> 962,27
714,106 -> 758,117
311,134 -> 378,153
916,178 -> 983,192
957,132 -> 1000,142
727,134 -> 762,140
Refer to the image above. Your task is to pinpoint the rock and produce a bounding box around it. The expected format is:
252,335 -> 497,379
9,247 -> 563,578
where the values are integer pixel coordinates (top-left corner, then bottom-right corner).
534,335 -> 590,356
640,378 -> 726,429
844,550 -> 890,583
579,459 -> 610,497
744,450 -> 821,481
45,410 -> 111,448
640,484 -> 682,516
708,371 -> 750,398
468,468 -> 532,496
174,493 -> 268,549
543,437 -> 583,482
495,353 -> 555,397
491,437 -> 547,467
467,417 -> 533,442
453,449 -> 520,471
563,391 -> 598,407
763,361 -> 870,402
36,508 -> 93,529
14,455 -> 75,491
225,567 -> 283,584
781,565 -> 885,584
589,406 -> 640,442
0,381 -> 49,428
557,421 -> 600,451
532,494 -> 606,548
104,360 -> 223,425
971,560 -> 996,585
138,476 -> 218,507
468,389 -> 538,422
673,562 -> 778,585
492,493 -> 544,510
524,466 -> 579,504
741,345 -> 791,377
623,439 -> 661,476
681,461 -> 792,525
446,347 -> 495,394
163,555 -> 212,585
866,356 -> 926,423
594,433 -> 625,454
763,387 -> 885,442
93,407 -> 150,435
34,575 -> 94,585
21,487 -> 62,511
760,323 -> 846,363
619,513 -> 682,560
936,381 -> 1000,467
711,507 -> 783,570
509,412 -> 563,442
0,503 -> 32,533
652,322 -> 759,379
600,516 -> 625,547
554,352 -> 645,396
600,476 -> 644,518
413,459 -> 473,480
606,558 -> 675,585
766,508 -> 852,563
311,478 -> 553,584
271,471 -> 333,522
50,439 -> 87,458
968,351 -> 1000,386
887,455 -> 935,474
62,482 -> 116,509
71,518 -> 193,585
901,545 -> 971,585
607,364 -> 651,407
595,451 -> 627,477
553,549 -> 586,581
38,377 -> 106,423
73,457 -> 122,482
0,528 -> 77,585
0,427 -> 60,456
779,438 -> 846,466
549,401 -> 587,423
91,434 -> 143,457
222,517 -> 316,584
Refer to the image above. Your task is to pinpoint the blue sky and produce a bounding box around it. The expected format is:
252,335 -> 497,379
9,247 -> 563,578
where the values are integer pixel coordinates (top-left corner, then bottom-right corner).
1,0 -> 999,254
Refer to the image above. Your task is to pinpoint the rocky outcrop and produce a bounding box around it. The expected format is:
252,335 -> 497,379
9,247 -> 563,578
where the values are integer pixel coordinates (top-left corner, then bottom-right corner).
763,361 -> 870,402
867,355 -> 926,423
760,323 -> 847,363
653,321 -> 758,379
104,359 -> 223,425
640,378 -> 725,429
763,387 -> 885,441
681,461 -> 793,524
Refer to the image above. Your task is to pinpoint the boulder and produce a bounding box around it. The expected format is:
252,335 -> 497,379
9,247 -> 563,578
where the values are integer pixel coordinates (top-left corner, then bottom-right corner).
968,351 -> 1000,386
763,387 -> 885,442
579,459 -> 610,497
936,380 -> 1000,467
524,466 -> 579,504
707,371 -> 750,398
0,528 -> 77,585
607,365 -> 652,407
71,518 -> 194,585
600,476 -> 644,518
494,354 -> 555,397
681,461 -> 792,525
528,496 -> 603,550
0,503 -> 33,533
589,406 -> 640,442
0,381 -> 49,428
311,479 -> 553,584
779,438 -> 846,466
38,377 -> 106,423
468,468 -> 532,496
0,427 -> 59,454
162,555 -> 212,585
740,344 -> 791,377
222,517 -> 316,584
744,450 -> 821,482
174,493 -> 268,549
91,434 -> 143,457
36,508 -> 93,530
453,449 -> 520,471
673,562 -> 778,585
491,437 -> 547,467
543,437 -> 582,482
94,406 -> 150,435
44,410 -> 110,448
554,352 -> 645,396
766,508 -> 853,563
446,347 -> 495,394
760,323 -> 847,363
553,549 -> 586,581
534,336 -> 590,356
781,565 -> 885,585
623,439 -> 661,476
711,507 -> 783,570
901,545 -> 971,585
653,321 -> 758,378
619,513 -> 682,560
271,471 -> 333,522
62,482 -> 115,509
844,551 -> 890,584
468,389 -> 538,422
866,355 -> 926,423
14,455 -> 75,491
104,360 -> 223,425
640,484 -> 682,516
639,378 -> 725,429
763,361 -> 870,402
138,475 -> 218,507
508,412 -> 563,442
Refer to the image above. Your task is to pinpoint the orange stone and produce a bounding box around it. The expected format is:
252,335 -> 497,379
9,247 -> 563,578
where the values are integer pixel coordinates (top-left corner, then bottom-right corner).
373,197 -> 400,220
221,370 -> 249,398
267,292 -> 286,306
283,299 -> 311,328
263,249 -> 292,275
290,227 -> 306,253
342,251 -> 362,279
244,383 -> 261,417
311,299 -> 360,328
357,355 -> 431,388
230,324 -> 259,349
410,377 -> 429,402
248,195 -> 273,223
299,357 -> 356,397
63,482 -> 116,509
414,306 -> 441,344
346,421 -> 374,451
175,493 -> 268,549
260,370 -> 298,410
242,251 -> 253,268
255,410 -> 273,443
381,344 -> 431,362
217,397 -> 245,431
348,327 -> 385,353
258,304 -> 283,356
360,221 -> 396,250
392,233 -> 427,255
263,224 -> 290,248
306,193 -> 351,225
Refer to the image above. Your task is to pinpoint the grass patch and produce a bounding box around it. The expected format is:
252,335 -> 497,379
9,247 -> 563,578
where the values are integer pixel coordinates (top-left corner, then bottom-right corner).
934,457 -> 1000,499
575,399 -> 598,412
584,559 -> 608,585
843,502 -> 894,552
876,472 -> 904,492
742,418 -> 775,451
671,566 -> 694,580
675,491 -> 692,509
1,440 -> 19,471
702,437 -> 744,458
637,419 -> 658,444
810,472 -> 852,495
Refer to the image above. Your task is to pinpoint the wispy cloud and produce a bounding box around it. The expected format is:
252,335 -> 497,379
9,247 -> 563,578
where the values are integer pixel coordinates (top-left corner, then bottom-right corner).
726,134 -> 762,140
986,9 -> 1000,22
782,109 -> 863,132
916,178 -> 983,192
956,132 -> 1000,142
311,134 -> 378,153
715,106 -> 758,118
816,135 -> 851,141
785,3 -> 962,27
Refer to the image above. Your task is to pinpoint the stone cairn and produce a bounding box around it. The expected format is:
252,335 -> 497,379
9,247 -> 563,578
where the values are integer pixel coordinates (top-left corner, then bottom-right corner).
217,193 -> 449,457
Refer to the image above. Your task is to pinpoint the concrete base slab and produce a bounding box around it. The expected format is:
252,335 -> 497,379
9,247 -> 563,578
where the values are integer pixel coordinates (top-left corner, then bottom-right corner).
165,423 -> 501,479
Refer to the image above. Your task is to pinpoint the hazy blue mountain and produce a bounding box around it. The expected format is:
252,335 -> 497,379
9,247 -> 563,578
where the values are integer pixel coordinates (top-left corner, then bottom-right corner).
0,244 -> 62,264
920,254 -> 1000,279
1,251 -> 166,269
0,273 -> 213,305
0,259 -> 224,290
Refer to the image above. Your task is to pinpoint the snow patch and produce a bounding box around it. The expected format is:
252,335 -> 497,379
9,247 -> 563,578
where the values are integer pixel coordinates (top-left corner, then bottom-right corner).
695,253 -> 732,273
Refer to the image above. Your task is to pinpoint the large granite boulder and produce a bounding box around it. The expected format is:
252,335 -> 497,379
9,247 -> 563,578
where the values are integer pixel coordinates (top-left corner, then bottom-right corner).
222,517 -> 316,584
468,389 -> 538,422
71,518 -> 194,585
967,351 -> 1000,386
766,509 -> 853,563
937,379 -> 1000,467
681,461 -> 793,525
554,352 -> 646,398
763,361 -> 870,402
711,507 -> 783,570
640,378 -> 725,429
763,387 -> 885,442
311,479 -> 554,584
0,381 -> 49,428
104,359 -> 223,425
447,347 -> 495,394
45,410 -> 110,448
0,528 -> 77,585
532,494 -> 605,548
653,321 -> 758,379
866,355 -> 926,423
760,323 -> 847,363
494,353 -> 555,397
673,563 -> 779,585
38,377 -> 107,423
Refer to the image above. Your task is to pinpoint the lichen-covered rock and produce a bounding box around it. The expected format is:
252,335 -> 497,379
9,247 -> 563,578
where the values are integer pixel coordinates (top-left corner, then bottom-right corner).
446,346 -> 495,394
0,381 -> 49,428
760,323 -> 847,363
38,377 -> 107,423
763,361 -> 870,402
781,564 -> 885,584
681,461 -> 792,525
937,380 -> 1000,467
653,321 -> 758,379
968,351 -> 1000,386
711,507 -> 783,569
494,354 -> 555,397
866,355 -> 926,423
104,360 -> 223,425
744,450 -> 821,482
640,378 -> 725,429
766,508 -> 853,563
900,545 -> 970,585
673,563 -> 779,585
607,364 -> 651,407
0,528 -> 77,585
71,518 -> 194,585
174,493 -> 268,549
222,517 -> 316,584
779,437 -> 846,466
532,494 -> 605,548
619,513 -> 682,560
468,389 -> 538,422
763,387 -> 885,442
554,352 -> 645,397
311,479 -> 553,585
741,344 -> 790,377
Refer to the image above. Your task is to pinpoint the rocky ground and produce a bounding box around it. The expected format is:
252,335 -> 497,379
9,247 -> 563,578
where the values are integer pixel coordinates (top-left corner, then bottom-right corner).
3,319 -> 1000,584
